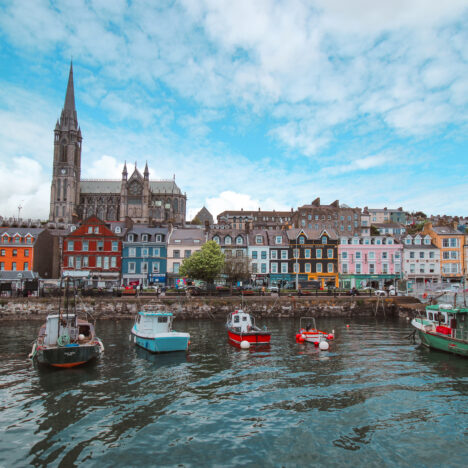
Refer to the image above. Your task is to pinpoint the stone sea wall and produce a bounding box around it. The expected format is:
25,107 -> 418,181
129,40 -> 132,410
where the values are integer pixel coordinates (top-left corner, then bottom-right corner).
0,296 -> 424,321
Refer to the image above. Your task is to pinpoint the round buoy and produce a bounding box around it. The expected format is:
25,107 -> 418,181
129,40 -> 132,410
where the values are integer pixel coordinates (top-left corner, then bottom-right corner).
296,333 -> 305,343
79,334 -> 85,341
240,340 -> 250,349
346,324 -> 350,328
319,341 -> 329,351
314,341 -> 319,347
327,333 -> 334,340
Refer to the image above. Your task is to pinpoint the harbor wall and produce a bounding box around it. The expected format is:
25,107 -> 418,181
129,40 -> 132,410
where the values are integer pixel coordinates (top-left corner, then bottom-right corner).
0,296 -> 424,321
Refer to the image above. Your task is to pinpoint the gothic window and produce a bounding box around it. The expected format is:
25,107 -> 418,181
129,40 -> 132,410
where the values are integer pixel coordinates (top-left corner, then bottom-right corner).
74,145 -> 79,166
63,183 -> 67,201
98,205 -> 106,220
173,198 -> 178,214
57,179 -> 61,201
60,140 -> 67,162
108,206 -> 116,221
55,206 -> 59,217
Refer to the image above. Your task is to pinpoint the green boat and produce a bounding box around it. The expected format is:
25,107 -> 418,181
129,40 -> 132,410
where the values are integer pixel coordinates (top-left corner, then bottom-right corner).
411,304 -> 468,357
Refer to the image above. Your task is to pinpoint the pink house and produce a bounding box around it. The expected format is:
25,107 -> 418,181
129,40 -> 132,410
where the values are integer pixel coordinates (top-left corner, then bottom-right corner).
338,236 -> 403,289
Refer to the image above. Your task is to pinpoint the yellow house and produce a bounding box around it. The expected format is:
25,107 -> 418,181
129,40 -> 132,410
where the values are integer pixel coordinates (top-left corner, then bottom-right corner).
422,223 -> 464,282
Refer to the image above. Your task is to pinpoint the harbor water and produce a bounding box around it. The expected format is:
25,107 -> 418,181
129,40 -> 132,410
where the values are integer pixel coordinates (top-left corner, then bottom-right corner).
1,317 -> 467,467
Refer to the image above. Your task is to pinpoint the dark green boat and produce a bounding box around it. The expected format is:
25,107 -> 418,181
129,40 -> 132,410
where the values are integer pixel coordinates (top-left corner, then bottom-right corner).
412,304 -> 468,357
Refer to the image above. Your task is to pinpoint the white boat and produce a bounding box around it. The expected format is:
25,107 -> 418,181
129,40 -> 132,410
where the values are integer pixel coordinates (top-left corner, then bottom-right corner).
130,311 -> 190,353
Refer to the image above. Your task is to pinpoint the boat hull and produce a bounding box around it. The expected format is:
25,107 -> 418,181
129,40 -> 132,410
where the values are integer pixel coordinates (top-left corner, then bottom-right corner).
227,329 -> 271,345
412,319 -> 468,357
131,331 -> 189,353
36,343 -> 101,368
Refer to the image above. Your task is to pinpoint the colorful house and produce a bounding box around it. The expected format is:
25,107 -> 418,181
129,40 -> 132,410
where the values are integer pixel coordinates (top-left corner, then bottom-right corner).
338,235 -> 402,289
268,231 -> 291,287
62,216 -> 124,286
247,230 -> 270,285
286,228 -> 339,288
422,223 -> 464,284
121,226 -> 168,287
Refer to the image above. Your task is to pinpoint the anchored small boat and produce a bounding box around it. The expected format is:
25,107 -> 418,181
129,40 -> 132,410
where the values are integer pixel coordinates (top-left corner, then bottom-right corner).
226,309 -> 271,346
29,276 -> 104,368
295,317 -> 334,347
130,311 -> 190,353
30,314 -> 104,368
411,304 -> 468,357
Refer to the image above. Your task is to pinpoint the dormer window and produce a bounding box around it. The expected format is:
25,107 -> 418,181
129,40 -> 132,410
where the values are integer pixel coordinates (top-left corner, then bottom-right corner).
236,236 -> 243,245
341,238 -> 347,245
414,237 -> 421,245
256,235 -> 263,244
322,236 -> 327,244
142,234 -> 148,242
128,234 -> 135,242
115,226 -> 121,234
405,238 -> 412,244
387,238 -> 393,244
213,236 -> 220,244
225,236 -> 232,245
275,236 -> 282,245
88,227 -> 93,234
299,236 -> 305,244
352,237 -> 359,245
424,237 -> 430,245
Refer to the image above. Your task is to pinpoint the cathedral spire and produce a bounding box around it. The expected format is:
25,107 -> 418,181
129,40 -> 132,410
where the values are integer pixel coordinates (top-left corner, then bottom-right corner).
122,161 -> 128,180
64,61 -> 76,114
144,161 -> 149,180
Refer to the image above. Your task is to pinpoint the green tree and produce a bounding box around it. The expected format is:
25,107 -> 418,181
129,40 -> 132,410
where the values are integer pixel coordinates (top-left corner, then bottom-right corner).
223,255 -> 251,290
180,241 -> 224,286
370,225 -> 380,236
191,216 -> 202,225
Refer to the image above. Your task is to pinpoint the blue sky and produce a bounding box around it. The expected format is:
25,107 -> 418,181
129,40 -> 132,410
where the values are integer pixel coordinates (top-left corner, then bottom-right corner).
0,0 -> 467,220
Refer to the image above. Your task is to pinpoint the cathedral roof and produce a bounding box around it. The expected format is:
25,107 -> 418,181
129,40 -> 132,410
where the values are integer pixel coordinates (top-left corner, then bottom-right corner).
80,180 -> 183,195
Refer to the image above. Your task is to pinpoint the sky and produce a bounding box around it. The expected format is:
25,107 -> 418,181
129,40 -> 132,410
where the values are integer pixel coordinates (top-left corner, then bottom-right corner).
0,0 -> 467,221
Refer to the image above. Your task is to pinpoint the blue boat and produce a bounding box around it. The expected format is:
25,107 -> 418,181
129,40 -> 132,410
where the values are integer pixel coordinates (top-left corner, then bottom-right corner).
130,311 -> 190,353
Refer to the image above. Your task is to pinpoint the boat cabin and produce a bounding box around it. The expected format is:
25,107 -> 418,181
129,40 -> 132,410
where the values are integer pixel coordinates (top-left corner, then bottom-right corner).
229,310 -> 254,333
136,311 -> 173,334
425,305 -> 468,339
43,314 -> 77,346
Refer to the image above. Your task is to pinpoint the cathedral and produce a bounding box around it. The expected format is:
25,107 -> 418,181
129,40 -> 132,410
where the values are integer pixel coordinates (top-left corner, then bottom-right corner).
49,63 -> 187,225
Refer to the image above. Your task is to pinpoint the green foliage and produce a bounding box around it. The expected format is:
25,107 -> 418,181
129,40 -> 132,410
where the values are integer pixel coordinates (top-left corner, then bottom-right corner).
191,216 -> 202,225
370,225 -> 380,236
223,255 -> 251,285
180,241 -> 224,285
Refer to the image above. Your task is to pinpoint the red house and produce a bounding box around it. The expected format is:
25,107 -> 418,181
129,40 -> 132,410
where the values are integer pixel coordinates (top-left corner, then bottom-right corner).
62,216 -> 124,286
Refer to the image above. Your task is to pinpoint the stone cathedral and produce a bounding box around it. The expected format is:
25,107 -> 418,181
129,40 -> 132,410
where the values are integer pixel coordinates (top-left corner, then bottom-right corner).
49,63 -> 187,225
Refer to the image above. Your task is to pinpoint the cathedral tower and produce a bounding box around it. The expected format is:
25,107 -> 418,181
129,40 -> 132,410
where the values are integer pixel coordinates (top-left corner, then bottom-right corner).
49,62 -> 82,223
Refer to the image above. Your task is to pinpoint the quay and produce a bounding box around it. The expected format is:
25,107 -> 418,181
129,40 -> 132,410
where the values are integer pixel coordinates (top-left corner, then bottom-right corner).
0,296 -> 423,321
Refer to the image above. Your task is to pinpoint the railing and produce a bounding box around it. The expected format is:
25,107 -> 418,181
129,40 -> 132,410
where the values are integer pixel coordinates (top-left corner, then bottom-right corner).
451,329 -> 468,341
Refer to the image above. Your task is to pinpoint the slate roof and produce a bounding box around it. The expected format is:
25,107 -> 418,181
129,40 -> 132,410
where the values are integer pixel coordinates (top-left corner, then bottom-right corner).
169,228 -> 206,245
286,228 -> 339,240
80,180 -> 182,195
432,226 -> 462,235
0,271 -> 38,281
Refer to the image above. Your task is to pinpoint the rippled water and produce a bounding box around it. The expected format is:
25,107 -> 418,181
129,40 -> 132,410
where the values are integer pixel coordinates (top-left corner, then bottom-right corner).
1,316 -> 467,467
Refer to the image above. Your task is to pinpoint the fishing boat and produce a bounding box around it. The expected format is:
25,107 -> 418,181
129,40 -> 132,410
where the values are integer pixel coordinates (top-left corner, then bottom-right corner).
411,304 -> 468,357
29,278 -> 104,368
226,309 -> 271,345
130,311 -> 190,353
295,317 -> 334,345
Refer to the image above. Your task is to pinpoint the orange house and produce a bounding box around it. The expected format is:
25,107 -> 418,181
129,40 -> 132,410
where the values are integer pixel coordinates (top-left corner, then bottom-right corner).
422,223 -> 464,282
0,228 -> 54,278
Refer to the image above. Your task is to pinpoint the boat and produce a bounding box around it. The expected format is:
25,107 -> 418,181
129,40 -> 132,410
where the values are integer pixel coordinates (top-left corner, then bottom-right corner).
29,276 -> 104,368
295,317 -> 334,345
226,309 -> 271,345
411,304 -> 468,357
130,311 -> 190,353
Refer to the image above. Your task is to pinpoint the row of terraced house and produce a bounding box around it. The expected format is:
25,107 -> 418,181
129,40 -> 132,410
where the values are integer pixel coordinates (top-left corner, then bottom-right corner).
1,214 -> 465,295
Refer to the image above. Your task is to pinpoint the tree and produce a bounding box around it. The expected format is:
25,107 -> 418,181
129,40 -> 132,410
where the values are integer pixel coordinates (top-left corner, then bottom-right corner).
223,255 -> 251,289
370,225 -> 380,236
191,216 -> 202,225
179,241 -> 224,286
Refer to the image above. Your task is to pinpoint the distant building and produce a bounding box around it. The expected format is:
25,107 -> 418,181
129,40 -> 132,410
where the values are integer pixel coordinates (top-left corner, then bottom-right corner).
49,63 -> 186,225
373,223 -> 406,236
217,209 -> 294,230
292,198 -> 361,236
366,207 -> 407,225
247,230 -> 270,282
193,206 -> 214,226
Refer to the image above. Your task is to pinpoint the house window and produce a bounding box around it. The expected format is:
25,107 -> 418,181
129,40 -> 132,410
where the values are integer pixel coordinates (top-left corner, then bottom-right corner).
341,252 -> 348,260
152,262 -> 160,273
94,227 -> 99,234
281,250 -> 288,259
110,257 -> 117,268
429,264 -> 435,273
281,263 -> 288,273
174,250 -> 180,259
261,263 -> 267,273
26,237 -> 32,244
305,263 -> 311,273
236,250 -> 243,257
88,227 -> 93,234
409,251 -> 415,259
322,236 -> 327,244
327,249 -> 333,258
115,226 -> 121,234
327,263 -> 334,273
261,251 -> 267,260
153,248 -> 160,257
305,249 -> 311,259
24,249 -> 29,257
129,247 -> 136,257
0,249 -> 4,256
256,235 -> 263,244
410,264 -> 415,274
356,263 -> 361,274
76,257 -> 81,269
369,264 -> 375,274
225,236 -> 232,245
128,262 -> 136,273
96,256 -> 102,268
382,263 -> 388,274
382,252 -> 388,259
128,234 -> 135,242
12,249 -> 17,257
11,262 -> 16,271
68,256 -> 74,267
142,248 -> 149,257
112,241 -> 118,252
82,241 -> 89,252
155,235 -> 162,242
252,263 -> 258,273
293,263 -> 299,273
356,252 -> 361,259
271,263 -> 278,274
97,241 -> 104,251
141,262 -> 148,273
82,256 -> 89,267
419,265 -> 425,274
299,236 -> 305,244
142,234 -> 148,242
342,263 -> 348,274
316,263 -> 322,273
429,251 -> 435,259
252,251 -> 258,259
369,252 -> 375,260
185,250 -> 191,258
67,241 -> 74,251
271,250 -> 278,260
419,252 -> 424,259
293,248 -> 299,259
213,236 -> 220,244
316,249 -> 322,259
236,236 -> 243,245
275,236 -> 282,244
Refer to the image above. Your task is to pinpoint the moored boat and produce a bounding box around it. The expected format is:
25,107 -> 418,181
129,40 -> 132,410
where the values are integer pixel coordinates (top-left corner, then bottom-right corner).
130,311 -> 190,353
226,309 -> 271,345
30,313 -> 104,368
411,304 -> 468,357
295,317 -> 334,345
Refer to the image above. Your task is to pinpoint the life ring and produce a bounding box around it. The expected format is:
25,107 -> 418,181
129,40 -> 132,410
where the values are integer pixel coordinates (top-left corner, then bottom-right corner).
422,293 -> 427,299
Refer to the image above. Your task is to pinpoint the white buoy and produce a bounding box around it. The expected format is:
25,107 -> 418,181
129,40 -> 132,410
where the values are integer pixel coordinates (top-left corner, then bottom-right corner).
79,334 -> 85,341
319,341 -> 329,351
240,340 -> 251,349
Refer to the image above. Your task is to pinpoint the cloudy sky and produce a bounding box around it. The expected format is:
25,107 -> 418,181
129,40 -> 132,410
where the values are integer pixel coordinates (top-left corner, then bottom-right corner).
0,0 -> 467,221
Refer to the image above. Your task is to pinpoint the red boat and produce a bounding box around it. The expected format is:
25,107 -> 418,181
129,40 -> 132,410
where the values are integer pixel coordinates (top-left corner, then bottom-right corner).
226,309 -> 271,345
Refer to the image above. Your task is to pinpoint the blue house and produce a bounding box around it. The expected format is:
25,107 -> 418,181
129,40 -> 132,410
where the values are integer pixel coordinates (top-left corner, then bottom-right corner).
121,226 -> 168,287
